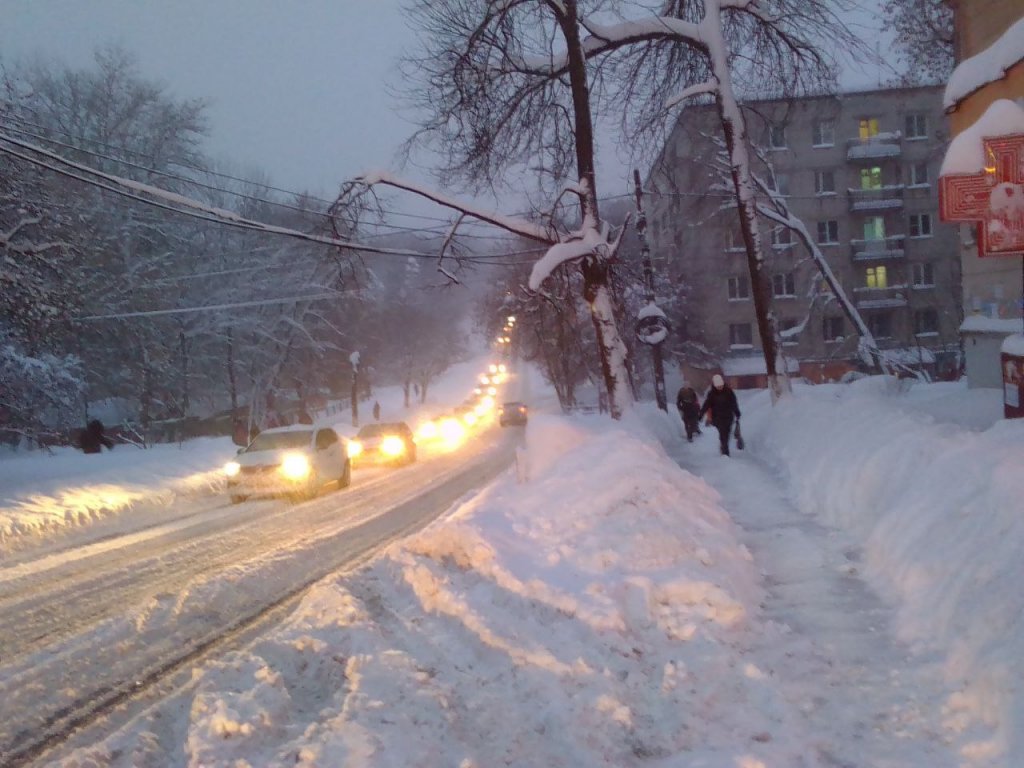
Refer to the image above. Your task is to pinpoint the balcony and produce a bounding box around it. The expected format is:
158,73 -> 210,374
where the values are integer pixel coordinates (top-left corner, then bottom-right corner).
854,285 -> 909,309
848,185 -> 904,213
846,133 -> 902,161
851,235 -> 906,261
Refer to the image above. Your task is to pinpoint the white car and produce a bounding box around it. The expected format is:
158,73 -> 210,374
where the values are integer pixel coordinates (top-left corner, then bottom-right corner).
223,425 -> 351,503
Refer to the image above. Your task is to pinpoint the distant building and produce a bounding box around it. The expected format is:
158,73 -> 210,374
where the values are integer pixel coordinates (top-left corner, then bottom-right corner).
646,85 -> 961,388
941,1 -> 1024,388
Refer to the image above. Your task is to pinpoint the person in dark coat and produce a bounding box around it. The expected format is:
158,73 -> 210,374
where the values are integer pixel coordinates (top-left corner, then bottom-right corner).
373,401 -> 381,421
675,384 -> 701,442
79,419 -> 114,454
698,374 -> 741,456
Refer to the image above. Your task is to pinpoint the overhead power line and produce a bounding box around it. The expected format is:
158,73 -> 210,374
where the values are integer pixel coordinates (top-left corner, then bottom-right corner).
76,292 -> 350,321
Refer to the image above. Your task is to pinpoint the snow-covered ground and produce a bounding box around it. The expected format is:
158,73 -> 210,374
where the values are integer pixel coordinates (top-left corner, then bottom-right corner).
0,358 -> 495,556
43,374 -> 1024,768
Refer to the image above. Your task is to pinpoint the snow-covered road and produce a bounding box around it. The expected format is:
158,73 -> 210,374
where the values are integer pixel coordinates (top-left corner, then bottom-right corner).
667,428 -> 957,767
0,426 -> 517,767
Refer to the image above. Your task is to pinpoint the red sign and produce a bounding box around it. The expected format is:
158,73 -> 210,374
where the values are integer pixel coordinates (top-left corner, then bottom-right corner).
939,133 -> 1024,257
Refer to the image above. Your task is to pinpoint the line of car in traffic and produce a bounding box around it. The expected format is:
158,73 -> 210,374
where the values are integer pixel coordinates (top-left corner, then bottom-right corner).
222,362 -> 526,504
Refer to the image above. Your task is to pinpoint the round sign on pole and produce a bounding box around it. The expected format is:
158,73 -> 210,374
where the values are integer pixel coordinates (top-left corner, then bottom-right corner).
636,314 -> 670,346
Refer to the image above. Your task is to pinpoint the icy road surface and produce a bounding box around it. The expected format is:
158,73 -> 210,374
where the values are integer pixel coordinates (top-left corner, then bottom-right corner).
0,426 -> 517,766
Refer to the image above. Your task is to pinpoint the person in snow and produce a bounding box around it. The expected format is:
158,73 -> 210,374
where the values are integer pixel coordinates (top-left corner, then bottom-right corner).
675,383 -> 701,442
373,401 -> 381,421
79,419 -> 114,454
699,374 -> 740,456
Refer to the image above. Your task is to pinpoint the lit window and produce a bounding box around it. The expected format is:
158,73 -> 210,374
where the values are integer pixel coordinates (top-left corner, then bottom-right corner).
859,118 -> 880,140
860,166 -> 883,190
866,265 -> 888,289
728,275 -> 750,300
863,217 -> 886,241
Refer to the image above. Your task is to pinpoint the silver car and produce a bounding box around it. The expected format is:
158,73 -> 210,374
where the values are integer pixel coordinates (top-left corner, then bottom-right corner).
223,425 -> 351,503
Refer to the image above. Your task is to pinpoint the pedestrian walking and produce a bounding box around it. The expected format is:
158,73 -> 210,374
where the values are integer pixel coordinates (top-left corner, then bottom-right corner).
699,374 -> 741,456
373,401 -> 381,421
79,419 -> 114,454
675,383 -> 701,442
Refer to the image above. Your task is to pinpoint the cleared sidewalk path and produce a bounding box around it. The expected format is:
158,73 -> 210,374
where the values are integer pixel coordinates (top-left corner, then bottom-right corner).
664,425 -> 959,768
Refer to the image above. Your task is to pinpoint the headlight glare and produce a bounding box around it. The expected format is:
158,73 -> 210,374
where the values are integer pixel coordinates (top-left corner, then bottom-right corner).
380,435 -> 406,457
224,461 -> 241,477
347,440 -> 363,458
280,452 -> 311,480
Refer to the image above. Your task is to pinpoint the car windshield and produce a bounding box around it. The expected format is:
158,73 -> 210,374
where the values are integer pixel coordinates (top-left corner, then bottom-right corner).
246,430 -> 311,452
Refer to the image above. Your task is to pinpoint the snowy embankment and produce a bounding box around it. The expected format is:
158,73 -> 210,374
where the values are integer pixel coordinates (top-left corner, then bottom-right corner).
0,438 -> 236,552
747,378 -> 1024,764
63,413 -> 825,767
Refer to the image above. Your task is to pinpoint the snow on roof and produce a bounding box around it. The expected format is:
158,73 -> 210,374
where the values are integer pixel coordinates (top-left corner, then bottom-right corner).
260,424 -> 316,434
721,356 -> 800,376
940,99 -> 1024,176
851,199 -> 904,212
944,16 -> 1024,109
847,143 -> 901,160
1003,333 -> 1024,356
961,314 -> 1024,334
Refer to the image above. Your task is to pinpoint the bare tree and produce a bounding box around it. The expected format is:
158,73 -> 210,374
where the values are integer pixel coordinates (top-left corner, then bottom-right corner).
882,0 -> 954,85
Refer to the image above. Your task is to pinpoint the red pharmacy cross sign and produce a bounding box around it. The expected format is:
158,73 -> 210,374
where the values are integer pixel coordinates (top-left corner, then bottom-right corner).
939,133 -> 1024,257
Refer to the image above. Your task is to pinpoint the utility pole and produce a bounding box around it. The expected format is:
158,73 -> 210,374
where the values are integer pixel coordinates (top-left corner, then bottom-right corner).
633,169 -> 669,411
350,350 -> 360,428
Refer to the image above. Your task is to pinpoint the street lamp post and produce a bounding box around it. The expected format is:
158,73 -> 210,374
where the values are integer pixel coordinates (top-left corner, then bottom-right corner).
633,169 -> 669,411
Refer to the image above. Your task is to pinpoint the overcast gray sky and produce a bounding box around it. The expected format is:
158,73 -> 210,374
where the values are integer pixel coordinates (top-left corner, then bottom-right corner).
1,1 -> 892,218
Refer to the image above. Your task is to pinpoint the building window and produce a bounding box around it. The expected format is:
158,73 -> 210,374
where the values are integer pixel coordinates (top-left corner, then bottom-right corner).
823,316 -> 844,342
812,119 -> 835,147
859,117 -> 880,139
910,162 -> 929,186
866,265 -> 888,289
771,226 -> 793,248
817,220 -> 839,244
726,229 -> 745,251
915,308 -> 939,335
728,275 -> 750,300
768,124 -> 787,149
912,262 -> 935,287
773,271 -> 796,297
780,317 -> 800,345
905,113 -> 928,140
867,312 -> 893,339
815,170 -> 836,194
729,323 -> 753,347
773,172 -> 790,196
909,213 -> 932,237
863,216 -> 886,240
860,166 -> 883,190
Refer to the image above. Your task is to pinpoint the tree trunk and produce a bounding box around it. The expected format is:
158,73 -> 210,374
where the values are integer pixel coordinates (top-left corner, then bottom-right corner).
706,0 -> 789,400
560,0 -> 632,418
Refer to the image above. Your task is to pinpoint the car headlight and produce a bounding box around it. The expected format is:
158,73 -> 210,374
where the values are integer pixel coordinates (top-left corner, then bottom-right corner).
440,417 -> 465,443
380,435 -> 406,457
280,452 -> 311,480
347,440 -> 363,459
416,421 -> 438,441
462,411 -> 478,426
224,460 -> 241,477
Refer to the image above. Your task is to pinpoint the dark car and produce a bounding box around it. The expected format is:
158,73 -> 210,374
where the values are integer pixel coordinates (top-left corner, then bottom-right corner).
349,421 -> 417,465
499,401 -> 528,427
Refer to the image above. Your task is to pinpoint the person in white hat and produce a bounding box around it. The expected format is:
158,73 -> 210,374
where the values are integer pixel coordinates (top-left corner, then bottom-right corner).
698,374 -> 741,456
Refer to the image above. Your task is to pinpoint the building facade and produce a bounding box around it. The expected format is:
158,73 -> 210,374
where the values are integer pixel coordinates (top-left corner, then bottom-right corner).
942,1 -> 1024,389
647,85 -> 962,388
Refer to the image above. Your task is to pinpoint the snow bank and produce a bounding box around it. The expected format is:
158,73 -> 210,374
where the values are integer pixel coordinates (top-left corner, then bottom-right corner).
64,413 -> 831,767
751,379 -> 1024,764
940,99 -> 1024,176
0,437 -> 236,553
944,17 -> 1024,109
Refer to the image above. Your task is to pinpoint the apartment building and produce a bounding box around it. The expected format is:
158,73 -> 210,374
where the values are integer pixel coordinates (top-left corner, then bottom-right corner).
646,85 -> 962,387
